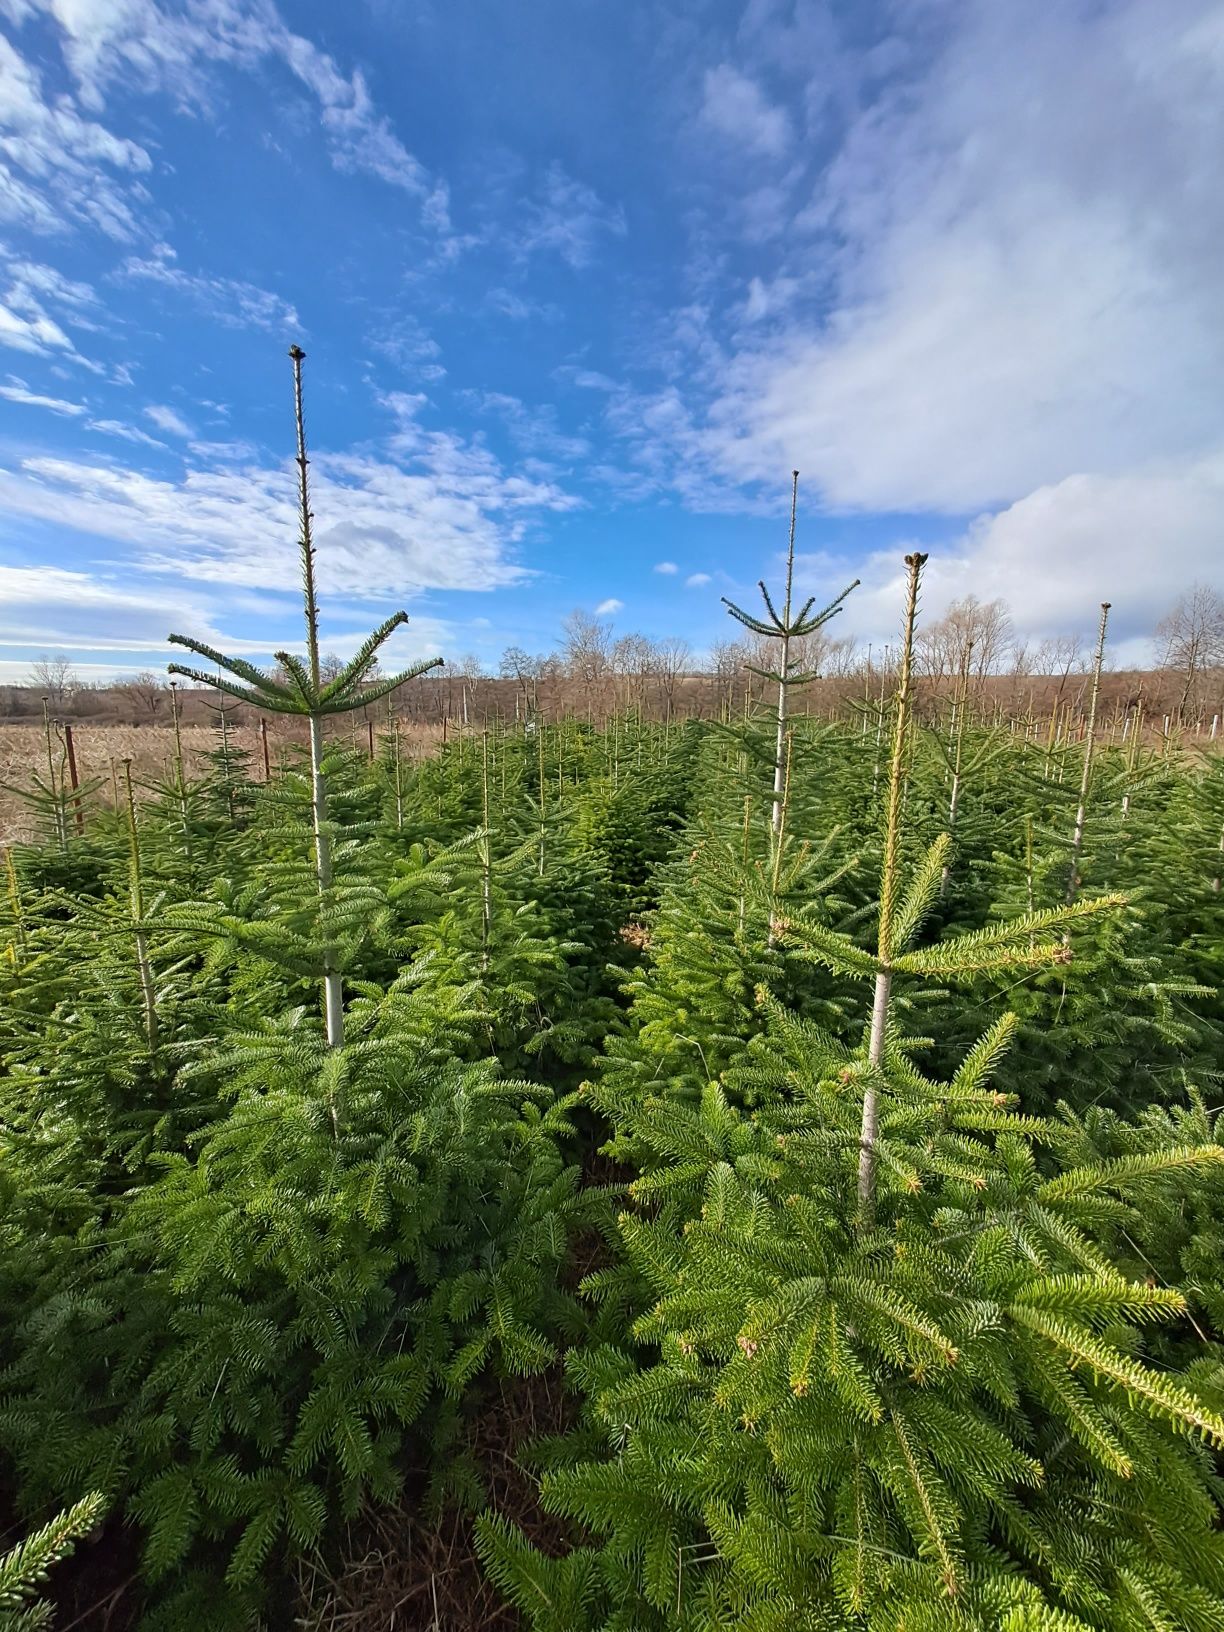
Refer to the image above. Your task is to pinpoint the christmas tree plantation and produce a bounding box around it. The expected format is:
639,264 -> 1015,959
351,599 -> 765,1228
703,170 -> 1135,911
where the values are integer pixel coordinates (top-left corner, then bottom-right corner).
2,366 -> 1223,1630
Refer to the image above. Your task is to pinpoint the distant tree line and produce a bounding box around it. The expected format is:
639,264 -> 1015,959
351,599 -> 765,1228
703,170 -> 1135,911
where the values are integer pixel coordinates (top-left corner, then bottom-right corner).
5,583 -> 1222,732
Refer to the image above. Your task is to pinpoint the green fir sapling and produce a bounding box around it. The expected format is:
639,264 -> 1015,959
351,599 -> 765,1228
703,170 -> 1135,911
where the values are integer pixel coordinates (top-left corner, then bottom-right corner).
166,345 -> 442,1047
478,554 -> 1224,1632
721,471 -> 858,845
0,1491 -> 105,1632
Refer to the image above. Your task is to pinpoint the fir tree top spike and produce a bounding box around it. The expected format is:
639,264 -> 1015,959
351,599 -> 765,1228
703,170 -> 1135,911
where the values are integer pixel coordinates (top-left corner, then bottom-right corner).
290,342 -> 322,691
721,469 -> 860,643
722,470 -> 859,839
167,345 -> 443,715
166,343 -> 444,1049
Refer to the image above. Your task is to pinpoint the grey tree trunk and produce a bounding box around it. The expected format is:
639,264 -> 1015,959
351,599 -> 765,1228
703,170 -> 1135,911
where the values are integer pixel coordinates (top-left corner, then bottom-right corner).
858,551 -> 926,1219
310,713 -> 344,1048
1066,602 -> 1111,906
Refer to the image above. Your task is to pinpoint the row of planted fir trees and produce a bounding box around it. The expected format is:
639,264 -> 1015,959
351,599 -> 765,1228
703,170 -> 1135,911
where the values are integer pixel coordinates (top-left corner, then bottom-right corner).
1,353 -> 1223,1631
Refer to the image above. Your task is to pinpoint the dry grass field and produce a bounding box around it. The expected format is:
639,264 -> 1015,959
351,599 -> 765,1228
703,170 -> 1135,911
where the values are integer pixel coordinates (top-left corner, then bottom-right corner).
0,720 -> 447,843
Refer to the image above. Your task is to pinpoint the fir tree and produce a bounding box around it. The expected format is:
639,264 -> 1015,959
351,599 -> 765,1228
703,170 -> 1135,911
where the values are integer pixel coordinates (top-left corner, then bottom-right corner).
166,346 -> 441,1047
478,556 -> 1224,1632
0,1491 -> 105,1632
721,471 -> 857,843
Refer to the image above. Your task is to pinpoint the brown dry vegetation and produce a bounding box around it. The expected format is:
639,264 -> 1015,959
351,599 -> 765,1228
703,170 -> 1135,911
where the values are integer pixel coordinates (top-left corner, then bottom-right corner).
1,665 -> 1219,844
0,721 -> 447,843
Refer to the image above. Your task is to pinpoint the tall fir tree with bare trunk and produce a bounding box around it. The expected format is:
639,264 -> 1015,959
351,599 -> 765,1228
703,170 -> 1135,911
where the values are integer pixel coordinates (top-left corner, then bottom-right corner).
167,344 -> 442,1047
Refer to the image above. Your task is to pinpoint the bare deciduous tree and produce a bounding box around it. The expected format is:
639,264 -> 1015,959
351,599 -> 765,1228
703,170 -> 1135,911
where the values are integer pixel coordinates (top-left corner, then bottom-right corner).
561,609 -> 614,677
119,670 -> 168,721
656,635 -> 691,723
454,652 -> 483,726
499,645 -> 540,719
918,595 -> 1012,687
1156,584 -> 1224,721
30,653 -> 77,704
709,638 -> 750,716
561,608 -> 614,715
1033,633 -> 1086,701
498,645 -> 537,681
611,632 -> 656,714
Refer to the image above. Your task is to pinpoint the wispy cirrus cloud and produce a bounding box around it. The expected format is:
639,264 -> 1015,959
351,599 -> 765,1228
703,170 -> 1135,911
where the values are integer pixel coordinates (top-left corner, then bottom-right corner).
122,246 -> 300,332
0,248 -> 100,363
0,395 -> 580,600
0,31 -> 152,242
485,287 -> 560,323
0,378 -> 83,413
0,560 -> 457,672
0,299 -> 76,357
699,65 -> 792,158
6,0 -> 454,227
460,390 -> 591,462
143,402 -> 193,437
84,418 -> 166,449
0,562 -> 234,653
516,164 -> 625,269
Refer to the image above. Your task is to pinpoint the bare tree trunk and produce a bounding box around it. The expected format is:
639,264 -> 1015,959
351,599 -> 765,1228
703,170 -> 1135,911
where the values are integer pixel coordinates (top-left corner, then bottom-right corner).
859,552 -> 926,1219
291,345 -> 345,1053
123,759 -> 158,1053
771,473 -> 799,838
940,641 -> 973,896
309,714 -> 344,1048
1066,602 -> 1110,906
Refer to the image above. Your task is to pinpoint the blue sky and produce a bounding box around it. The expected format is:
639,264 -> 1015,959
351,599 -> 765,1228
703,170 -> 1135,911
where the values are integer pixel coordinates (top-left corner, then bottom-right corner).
0,0 -> 1220,682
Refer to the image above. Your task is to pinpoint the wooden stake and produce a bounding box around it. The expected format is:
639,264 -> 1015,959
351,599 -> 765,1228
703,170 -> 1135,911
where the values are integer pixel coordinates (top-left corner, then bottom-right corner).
63,722 -> 84,835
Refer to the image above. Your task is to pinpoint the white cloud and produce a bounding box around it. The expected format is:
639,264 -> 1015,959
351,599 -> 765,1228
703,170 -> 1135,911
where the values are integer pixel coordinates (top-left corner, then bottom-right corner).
0,31 -> 151,242
143,402 -> 192,437
3,257 -> 98,314
0,299 -> 75,356
654,560 -> 678,574
685,572 -> 712,588
692,2 -> 1224,519
517,164 -> 626,269
565,368 -> 618,392
85,417 -> 165,447
743,273 -> 805,323
0,409 -> 580,599
461,390 -> 590,461
0,380 -> 84,413
0,559 -> 457,667
790,456 -> 1224,664
595,597 -> 623,615
123,246 -> 300,332
0,563 -> 231,652
369,313 -> 442,372
187,437 -> 259,461
699,65 -> 792,158
13,0 -> 447,224
486,287 -> 560,323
